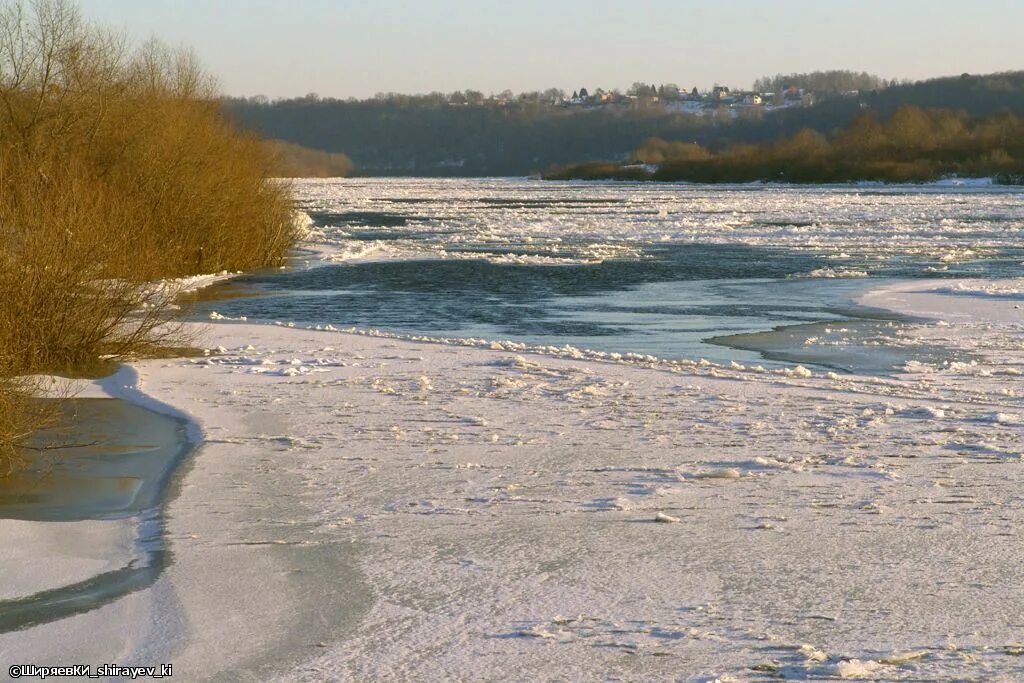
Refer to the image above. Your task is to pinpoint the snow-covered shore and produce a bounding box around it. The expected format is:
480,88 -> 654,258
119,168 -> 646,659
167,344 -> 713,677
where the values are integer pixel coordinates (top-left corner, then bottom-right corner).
4,279 -> 1024,680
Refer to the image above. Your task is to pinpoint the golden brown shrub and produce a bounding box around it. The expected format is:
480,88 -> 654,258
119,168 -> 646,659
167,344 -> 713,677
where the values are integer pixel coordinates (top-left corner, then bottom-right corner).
0,0 -> 295,471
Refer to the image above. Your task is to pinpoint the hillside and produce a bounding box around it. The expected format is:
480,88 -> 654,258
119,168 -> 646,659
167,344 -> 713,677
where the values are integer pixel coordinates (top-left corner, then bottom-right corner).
224,71 -> 1024,177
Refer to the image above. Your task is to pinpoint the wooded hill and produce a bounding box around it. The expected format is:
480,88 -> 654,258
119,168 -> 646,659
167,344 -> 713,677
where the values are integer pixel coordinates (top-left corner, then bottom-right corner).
223,71 -> 1024,177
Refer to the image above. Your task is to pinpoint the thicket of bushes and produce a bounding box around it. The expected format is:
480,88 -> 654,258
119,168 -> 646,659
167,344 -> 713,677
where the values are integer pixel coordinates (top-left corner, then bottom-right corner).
545,107 -> 1024,184
265,139 -> 354,177
0,0 -> 295,472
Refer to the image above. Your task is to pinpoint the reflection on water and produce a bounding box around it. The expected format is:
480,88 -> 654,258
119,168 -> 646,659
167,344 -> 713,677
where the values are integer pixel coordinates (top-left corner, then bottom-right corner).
0,399 -> 187,521
0,398 -> 190,632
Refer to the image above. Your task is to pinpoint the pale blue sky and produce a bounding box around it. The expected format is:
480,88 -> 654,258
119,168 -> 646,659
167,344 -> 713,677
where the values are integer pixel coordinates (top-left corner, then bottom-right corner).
79,0 -> 1022,98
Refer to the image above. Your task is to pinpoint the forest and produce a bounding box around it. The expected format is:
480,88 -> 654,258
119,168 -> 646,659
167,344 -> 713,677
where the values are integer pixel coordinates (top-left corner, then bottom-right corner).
544,107 -> 1024,184
223,71 -> 1024,177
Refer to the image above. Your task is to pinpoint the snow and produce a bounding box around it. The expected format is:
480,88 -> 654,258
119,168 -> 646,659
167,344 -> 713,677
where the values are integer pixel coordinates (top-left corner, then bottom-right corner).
0,519 -> 138,600
9,178 -> 1024,678
933,279 -> 1024,299
832,659 -> 883,678
932,176 -> 995,187
140,270 -> 240,309
6,276 -> 1024,680
291,210 -> 315,240
287,178 -> 1024,269
791,267 -> 870,279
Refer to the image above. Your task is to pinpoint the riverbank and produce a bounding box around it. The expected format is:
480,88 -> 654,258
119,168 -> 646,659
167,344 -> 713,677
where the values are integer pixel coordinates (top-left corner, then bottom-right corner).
543,160 -> 1024,187
543,108 -> 1024,186
3,278 -> 1024,680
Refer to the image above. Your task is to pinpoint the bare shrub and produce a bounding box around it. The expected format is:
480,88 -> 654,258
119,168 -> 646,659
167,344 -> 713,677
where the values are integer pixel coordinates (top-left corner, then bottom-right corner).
0,0 -> 295,473
265,139 -> 355,178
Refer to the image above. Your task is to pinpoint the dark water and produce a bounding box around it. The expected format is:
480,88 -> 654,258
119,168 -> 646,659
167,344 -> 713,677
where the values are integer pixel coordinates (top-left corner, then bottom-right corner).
191,179 -> 1024,372
0,398 -> 191,632
191,241 -> 1021,371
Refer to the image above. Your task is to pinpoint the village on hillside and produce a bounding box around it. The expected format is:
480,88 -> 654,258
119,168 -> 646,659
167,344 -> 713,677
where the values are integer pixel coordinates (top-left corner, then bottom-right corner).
559,83 -> 820,118
239,71 -> 893,123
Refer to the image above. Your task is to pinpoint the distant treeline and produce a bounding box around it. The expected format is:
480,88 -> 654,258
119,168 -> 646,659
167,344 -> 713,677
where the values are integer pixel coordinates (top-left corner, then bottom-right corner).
544,107 -> 1024,184
223,71 -> 1024,176
265,139 -> 354,177
225,95 -> 708,176
752,71 -> 893,95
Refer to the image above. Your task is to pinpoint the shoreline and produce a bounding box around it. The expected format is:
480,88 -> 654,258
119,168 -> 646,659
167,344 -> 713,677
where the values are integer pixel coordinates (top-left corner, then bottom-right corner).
0,384 -> 195,633
4,277 -> 1024,679
541,174 -> 1021,188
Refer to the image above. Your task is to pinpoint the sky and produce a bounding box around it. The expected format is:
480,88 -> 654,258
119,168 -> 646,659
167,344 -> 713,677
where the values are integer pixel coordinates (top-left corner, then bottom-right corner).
78,0 -> 1023,99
